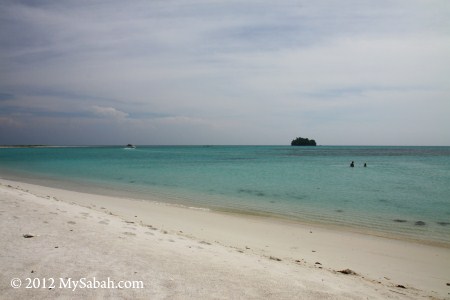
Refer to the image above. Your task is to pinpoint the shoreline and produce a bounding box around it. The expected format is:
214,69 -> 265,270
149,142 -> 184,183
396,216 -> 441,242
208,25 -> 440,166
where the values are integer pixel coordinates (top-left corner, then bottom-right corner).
1,170 -> 449,249
1,178 -> 450,298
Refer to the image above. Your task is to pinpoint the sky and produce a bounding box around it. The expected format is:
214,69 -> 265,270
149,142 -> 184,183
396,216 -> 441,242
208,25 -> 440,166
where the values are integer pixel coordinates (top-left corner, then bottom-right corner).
1,0 -> 449,146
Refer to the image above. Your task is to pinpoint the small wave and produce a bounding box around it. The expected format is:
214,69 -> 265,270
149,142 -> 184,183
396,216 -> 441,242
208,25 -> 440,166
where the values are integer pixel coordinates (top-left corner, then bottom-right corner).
188,206 -> 211,211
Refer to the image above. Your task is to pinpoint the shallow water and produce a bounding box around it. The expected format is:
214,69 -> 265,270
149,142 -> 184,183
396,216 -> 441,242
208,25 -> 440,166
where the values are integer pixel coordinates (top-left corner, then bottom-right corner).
1,145 -> 449,244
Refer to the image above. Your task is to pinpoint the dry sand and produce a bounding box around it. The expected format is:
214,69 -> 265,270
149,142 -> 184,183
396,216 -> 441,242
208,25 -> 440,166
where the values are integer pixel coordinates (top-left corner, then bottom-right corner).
0,178 -> 449,299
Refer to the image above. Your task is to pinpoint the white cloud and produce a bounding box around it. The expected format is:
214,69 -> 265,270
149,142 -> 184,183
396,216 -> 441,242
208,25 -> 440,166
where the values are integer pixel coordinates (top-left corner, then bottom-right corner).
91,105 -> 128,120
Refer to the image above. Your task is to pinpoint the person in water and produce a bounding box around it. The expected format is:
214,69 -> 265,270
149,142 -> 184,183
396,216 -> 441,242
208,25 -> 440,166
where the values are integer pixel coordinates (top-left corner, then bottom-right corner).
364,163 -> 367,167
350,161 -> 355,167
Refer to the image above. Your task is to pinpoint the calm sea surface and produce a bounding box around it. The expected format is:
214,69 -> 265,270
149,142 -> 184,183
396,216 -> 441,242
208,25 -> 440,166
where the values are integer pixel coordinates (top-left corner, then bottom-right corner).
1,146 -> 449,244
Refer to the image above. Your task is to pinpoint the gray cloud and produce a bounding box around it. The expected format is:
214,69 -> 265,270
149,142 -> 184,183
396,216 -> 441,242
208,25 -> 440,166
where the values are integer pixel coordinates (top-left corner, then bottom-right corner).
1,0 -> 449,145
0,93 -> 14,101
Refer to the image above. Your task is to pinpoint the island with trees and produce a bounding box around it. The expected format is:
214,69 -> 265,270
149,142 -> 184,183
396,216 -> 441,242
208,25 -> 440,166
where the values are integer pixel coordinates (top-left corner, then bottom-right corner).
291,137 -> 317,146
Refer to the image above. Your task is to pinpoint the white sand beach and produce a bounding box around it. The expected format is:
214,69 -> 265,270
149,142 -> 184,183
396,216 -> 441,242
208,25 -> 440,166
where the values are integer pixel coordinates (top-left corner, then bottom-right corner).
1,178 -> 449,299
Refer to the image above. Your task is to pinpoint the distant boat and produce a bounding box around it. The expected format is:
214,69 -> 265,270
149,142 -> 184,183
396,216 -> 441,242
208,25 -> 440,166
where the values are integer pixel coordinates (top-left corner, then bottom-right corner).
125,144 -> 136,149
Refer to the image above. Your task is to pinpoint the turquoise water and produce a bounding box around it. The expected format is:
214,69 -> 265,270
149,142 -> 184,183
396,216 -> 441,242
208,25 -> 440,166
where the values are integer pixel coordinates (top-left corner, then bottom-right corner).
1,146 -> 449,244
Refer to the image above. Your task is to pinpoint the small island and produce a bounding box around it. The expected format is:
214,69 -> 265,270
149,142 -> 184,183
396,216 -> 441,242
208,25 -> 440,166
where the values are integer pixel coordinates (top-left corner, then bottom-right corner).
291,137 -> 317,146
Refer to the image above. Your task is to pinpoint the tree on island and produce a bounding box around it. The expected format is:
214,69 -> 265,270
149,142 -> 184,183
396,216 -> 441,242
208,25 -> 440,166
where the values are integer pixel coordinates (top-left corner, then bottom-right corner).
291,137 -> 317,146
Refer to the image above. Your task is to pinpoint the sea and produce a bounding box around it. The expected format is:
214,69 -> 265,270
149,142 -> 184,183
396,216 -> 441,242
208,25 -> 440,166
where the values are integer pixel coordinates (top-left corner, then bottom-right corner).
1,145 -> 449,245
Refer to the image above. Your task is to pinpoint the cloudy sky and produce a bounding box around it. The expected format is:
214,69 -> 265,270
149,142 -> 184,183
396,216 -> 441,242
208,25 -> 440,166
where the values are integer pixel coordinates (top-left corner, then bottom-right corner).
1,0 -> 449,145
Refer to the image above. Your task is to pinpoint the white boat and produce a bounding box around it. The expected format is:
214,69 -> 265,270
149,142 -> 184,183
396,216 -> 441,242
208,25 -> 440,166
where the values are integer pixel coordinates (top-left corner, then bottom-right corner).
125,144 -> 136,149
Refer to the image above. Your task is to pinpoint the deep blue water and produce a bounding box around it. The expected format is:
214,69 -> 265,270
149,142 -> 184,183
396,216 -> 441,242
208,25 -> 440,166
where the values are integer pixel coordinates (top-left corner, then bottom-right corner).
1,146 -> 449,244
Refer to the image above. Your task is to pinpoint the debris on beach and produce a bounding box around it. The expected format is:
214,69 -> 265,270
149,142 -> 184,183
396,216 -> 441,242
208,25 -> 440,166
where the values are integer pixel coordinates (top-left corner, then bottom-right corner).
396,284 -> 407,289
338,269 -> 358,275
23,234 -> 35,238
269,256 -> 282,261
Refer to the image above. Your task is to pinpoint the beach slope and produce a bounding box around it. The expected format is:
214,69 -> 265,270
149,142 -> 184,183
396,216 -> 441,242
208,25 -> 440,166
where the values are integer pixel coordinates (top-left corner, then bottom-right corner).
0,179 -> 449,299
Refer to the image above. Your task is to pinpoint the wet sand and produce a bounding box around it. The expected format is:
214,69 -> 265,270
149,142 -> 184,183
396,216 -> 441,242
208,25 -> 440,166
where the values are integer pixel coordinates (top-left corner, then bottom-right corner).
1,178 -> 449,299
